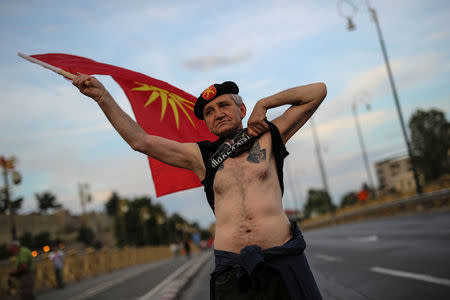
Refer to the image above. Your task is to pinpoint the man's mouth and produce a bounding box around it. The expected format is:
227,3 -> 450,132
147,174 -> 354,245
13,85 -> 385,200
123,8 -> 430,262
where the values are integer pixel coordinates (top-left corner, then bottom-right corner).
216,120 -> 229,127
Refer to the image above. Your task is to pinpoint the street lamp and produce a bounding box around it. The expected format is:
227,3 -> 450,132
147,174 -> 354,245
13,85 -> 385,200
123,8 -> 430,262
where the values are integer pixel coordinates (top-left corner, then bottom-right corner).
352,91 -> 376,194
310,118 -> 333,213
338,0 -> 422,194
1,156 -> 22,240
78,183 -> 92,226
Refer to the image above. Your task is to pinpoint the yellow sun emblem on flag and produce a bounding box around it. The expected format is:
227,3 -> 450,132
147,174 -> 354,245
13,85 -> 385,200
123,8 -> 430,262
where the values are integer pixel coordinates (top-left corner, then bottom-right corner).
131,82 -> 196,129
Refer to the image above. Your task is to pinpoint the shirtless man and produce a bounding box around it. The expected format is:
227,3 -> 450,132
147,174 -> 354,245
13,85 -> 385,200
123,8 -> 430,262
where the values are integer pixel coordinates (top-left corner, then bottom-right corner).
73,75 -> 326,299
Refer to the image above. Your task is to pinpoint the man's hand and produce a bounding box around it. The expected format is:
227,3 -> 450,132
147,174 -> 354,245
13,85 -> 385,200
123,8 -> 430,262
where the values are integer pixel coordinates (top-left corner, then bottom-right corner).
247,101 -> 269,137
72,73 -> 108,103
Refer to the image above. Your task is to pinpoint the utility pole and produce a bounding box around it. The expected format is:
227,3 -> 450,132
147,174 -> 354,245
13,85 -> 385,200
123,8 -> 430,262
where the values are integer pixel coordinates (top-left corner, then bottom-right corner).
352,94 -> 376,193
285,163 -> 299,211
78,183 -> 91,226
367,5 -> 422,194
1,156 -> 22,240
337,0 -> 422,194
310,118 -> 333,213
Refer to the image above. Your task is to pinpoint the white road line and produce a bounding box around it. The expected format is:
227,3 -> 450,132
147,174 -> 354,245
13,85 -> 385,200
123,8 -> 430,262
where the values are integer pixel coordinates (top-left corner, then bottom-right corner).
68,259 -> 168,300
349,235 -> 378,243
314,253 -> 343,262
139,256 -> 198,300
370,266 -> 450,287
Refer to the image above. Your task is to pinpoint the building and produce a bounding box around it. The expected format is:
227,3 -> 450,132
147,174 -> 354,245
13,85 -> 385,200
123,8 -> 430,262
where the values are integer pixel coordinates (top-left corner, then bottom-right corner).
375,155 -> 423,194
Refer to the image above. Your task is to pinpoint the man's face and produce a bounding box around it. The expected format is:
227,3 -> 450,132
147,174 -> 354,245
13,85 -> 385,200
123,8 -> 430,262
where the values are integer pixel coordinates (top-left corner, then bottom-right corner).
203,94 -> 246,137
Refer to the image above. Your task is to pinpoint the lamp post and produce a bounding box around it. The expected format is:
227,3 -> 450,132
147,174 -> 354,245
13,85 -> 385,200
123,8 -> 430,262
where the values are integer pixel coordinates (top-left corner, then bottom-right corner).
1,156 -> 22,240
285,162 -> 299,211
310,118 -> 333,213
352,92 -> 376,194
338,0 -> 422,194
78,183 -> 92,226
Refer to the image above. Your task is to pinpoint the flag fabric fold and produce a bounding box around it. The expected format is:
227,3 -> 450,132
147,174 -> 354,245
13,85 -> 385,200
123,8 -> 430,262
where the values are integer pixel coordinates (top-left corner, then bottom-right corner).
31,53 -> 217,197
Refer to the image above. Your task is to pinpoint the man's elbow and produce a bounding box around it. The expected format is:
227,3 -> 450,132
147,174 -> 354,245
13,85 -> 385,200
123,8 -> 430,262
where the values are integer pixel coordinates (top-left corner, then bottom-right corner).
315,82 -> 327,101
130,139 -> 146,153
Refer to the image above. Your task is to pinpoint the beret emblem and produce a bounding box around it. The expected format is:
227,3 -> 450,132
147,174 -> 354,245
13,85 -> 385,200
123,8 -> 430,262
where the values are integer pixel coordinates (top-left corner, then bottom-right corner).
202,85 -> 217,101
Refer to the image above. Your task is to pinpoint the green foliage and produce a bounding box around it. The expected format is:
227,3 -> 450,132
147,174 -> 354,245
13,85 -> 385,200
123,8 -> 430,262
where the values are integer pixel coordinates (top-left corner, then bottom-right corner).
105,191 -> 119,216
35,191 -> 62,214
303,189 -> 335,219
409,109 -> 449,181
0,191 -> 23,214
34,231 -> 51,249
110,193 -> 206,247
19,232 -> 34,249
340,192 -> 358,208
200,229 -> 212,240
77,226 -> 95,246
0,243 -> 10,260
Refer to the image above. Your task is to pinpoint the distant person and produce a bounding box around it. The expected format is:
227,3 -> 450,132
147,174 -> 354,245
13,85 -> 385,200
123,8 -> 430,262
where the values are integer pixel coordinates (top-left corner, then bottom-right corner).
7,240 -> 35,300
170,241 -> 180,257
73,74 -> 325,299
49,243 -> 65,288
183,236 -> 191,258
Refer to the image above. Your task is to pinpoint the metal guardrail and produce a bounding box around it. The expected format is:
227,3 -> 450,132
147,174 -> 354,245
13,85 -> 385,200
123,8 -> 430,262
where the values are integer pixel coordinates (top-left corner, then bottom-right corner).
301,188 -> 450,230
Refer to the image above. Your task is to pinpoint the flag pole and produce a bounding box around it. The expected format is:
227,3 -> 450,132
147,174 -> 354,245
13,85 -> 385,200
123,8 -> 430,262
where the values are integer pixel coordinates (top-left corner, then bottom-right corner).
18,52 -> 77,80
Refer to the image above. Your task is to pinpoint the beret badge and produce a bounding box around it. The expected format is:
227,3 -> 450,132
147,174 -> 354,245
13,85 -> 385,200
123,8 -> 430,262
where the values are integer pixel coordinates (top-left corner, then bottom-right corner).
202,85 -> 217,101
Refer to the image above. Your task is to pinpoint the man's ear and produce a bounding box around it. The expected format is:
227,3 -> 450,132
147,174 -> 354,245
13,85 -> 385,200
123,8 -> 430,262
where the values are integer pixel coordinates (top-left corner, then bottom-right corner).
240,103 -> 247,119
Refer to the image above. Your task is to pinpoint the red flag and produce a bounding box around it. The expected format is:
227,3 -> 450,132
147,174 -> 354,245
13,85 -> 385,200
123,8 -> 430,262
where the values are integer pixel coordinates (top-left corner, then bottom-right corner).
31,53 -> 217,197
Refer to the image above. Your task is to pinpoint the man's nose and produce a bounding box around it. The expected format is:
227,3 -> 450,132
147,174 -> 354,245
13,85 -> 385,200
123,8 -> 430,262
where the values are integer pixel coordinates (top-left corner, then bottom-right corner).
215,110 -> 225,119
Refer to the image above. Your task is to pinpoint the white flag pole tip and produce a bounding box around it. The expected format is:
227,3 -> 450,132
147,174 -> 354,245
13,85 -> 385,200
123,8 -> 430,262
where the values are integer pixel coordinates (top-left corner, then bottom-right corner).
18,52 -> 76,80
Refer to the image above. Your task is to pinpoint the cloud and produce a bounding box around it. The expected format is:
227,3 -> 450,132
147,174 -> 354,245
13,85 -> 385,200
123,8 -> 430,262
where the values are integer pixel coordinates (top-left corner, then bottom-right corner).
183,50 -> 252,70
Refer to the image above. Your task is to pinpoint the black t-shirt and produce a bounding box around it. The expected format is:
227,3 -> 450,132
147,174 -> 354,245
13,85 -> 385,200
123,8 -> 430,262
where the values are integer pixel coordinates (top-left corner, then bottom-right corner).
197,119 -> 289,213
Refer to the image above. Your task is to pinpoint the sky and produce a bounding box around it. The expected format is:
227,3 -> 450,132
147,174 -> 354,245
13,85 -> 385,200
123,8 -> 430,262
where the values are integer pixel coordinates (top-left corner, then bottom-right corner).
0,0 -> 449,228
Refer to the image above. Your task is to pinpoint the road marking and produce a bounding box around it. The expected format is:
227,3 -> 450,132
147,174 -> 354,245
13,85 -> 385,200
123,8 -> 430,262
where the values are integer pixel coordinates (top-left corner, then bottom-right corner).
370,266 -> 450,287
67,259 -> 168,300
139,256 -> 199,300
349,235 -> 378,243
314,253 -> 343,262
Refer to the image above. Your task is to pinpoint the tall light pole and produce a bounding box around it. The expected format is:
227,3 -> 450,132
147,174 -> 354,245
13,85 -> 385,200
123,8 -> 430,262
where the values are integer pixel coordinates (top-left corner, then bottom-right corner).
1,156 -> 22,240
352,92 -> 376,193
310,118 -> 333,213
285,163 -> 299,211
78,183 -> 92,226
338,0 -> 422,194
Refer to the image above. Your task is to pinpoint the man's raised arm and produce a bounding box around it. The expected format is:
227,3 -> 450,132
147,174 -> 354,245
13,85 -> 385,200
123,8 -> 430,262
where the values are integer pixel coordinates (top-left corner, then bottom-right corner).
247,82 -> 327,143
72,74 -> 204,176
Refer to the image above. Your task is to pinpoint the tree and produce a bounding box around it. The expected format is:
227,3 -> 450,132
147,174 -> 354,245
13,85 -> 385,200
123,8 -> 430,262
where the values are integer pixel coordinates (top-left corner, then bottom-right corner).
0,190 -> 23,214
105,191 -> 119,216
303,189 -> 336,218
34,231 -> 51,249
19,232 -> 34,249
340,192 -> 358,208
78,226 -> 95,246
35,191 -> 62,214
409,109 -> 449,181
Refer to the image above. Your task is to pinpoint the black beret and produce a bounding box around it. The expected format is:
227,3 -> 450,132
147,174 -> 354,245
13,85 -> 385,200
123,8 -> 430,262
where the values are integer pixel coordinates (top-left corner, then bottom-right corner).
194,81 -> 239,120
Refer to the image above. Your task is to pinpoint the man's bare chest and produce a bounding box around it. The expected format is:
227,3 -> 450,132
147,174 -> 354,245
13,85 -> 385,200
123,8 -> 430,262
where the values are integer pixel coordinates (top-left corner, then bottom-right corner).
213,136 -> 275,193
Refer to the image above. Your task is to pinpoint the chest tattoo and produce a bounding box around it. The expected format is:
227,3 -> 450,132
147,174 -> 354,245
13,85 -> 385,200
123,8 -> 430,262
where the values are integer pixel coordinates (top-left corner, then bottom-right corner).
247,141 -> 266,163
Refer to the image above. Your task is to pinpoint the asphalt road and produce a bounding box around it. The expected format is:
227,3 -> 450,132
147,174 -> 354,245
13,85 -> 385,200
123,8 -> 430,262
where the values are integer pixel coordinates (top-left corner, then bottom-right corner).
181,210 -> 450,299
35,255 -> 194,300
34,210 -> 450,300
